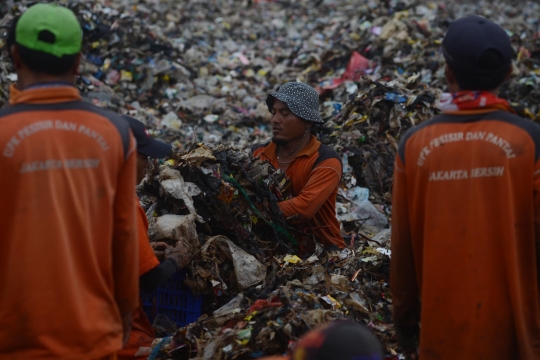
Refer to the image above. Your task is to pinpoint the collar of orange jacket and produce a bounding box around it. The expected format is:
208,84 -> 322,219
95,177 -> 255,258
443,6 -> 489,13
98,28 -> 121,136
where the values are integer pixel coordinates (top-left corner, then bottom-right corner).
10,83 -> 81,105
261,135 -> 320,161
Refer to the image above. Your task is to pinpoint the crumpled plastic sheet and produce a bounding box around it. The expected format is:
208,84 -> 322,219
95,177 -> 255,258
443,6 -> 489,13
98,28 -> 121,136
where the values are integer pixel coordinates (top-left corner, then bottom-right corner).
200,236 -> 266,290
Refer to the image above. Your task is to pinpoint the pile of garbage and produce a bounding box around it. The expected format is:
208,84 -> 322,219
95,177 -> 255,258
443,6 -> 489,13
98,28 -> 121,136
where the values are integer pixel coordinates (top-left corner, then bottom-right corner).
329,75 -> 441,205
148,240 -> 393,360
138,142 -> 394,359
142,143 -> 300,254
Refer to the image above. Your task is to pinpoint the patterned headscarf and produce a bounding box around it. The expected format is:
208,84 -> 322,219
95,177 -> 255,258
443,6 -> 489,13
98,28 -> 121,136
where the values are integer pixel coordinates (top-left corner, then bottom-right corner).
266,82 -> 324,123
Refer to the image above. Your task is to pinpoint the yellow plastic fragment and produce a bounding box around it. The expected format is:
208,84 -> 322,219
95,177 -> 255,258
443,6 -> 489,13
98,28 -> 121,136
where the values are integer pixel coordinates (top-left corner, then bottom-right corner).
101,59 -> 111,71
325,294 -> 341,308
349,33 -> 361,41
283,254 -> 302,264
120,70 -> 133,81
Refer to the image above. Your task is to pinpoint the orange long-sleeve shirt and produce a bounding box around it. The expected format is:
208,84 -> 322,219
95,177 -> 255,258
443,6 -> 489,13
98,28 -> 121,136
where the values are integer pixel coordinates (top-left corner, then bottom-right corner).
253,135 -> 345,248
118,198 -> 160,359
391,109 -> 540,359
0,85 -> 139,359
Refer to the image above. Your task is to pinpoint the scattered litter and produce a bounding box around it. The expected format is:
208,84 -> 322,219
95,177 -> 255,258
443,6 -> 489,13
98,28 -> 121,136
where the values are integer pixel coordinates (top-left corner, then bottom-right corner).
2,1 -> 539,359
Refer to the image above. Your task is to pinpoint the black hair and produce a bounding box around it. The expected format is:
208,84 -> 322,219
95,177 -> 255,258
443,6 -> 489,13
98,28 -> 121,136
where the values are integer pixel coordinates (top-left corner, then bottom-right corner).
451,49 -> 511,91
7,16 -> 78,75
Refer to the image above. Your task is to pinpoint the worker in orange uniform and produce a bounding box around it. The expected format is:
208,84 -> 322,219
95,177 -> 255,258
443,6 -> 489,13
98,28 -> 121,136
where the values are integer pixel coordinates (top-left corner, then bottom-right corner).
391,15 -> 540,359
0,4 -> 138,360
252,82 -> 346,249
118,116 -> 186,359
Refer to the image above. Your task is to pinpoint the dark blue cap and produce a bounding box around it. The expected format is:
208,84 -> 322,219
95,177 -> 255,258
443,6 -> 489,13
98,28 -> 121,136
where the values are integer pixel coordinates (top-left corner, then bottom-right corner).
122,115 -> 172,158
442,15 -> 513,76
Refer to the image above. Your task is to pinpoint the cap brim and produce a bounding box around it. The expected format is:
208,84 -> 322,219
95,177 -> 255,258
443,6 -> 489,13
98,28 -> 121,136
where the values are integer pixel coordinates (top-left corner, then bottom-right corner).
266,93 -> 324,123
138,139 -> 172,158
269,92 -> 288,105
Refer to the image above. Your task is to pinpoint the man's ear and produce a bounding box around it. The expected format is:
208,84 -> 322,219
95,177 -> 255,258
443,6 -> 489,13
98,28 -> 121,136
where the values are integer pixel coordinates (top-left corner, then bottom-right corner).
444,63 -> 461,92
444,63 -> 456,84
504,64 -> 513,81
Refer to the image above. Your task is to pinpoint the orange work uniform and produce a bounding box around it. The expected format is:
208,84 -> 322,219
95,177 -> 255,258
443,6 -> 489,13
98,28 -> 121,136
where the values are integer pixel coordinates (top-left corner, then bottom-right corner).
118,198 -> 160,359
0,85 -> 139,359
391,109 -> 540,359
253,135 -> 345,248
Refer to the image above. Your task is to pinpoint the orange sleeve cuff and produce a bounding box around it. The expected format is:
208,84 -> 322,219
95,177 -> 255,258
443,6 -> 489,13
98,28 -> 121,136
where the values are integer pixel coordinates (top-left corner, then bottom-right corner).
136,205 -> 160,276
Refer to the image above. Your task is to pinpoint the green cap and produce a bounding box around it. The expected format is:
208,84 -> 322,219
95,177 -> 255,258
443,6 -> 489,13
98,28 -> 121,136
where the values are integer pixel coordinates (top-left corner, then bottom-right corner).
16,3 -> 82,58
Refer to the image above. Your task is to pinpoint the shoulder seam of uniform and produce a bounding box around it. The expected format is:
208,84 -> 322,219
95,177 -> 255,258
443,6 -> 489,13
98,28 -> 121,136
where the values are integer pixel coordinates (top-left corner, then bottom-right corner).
0,101 -> 131,158
313,144 -> 342,176
397,113 -> 448,165
486,111 -> 540,162
398,111 -> 540,165
311,165 -> 341,180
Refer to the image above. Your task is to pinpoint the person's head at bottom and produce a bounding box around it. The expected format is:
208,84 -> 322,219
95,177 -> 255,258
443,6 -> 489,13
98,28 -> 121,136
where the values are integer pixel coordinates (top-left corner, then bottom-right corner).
122,116 -> 172,183
7,3 -> 83,88
442,15 -> 513,94
261,320 -> 383,360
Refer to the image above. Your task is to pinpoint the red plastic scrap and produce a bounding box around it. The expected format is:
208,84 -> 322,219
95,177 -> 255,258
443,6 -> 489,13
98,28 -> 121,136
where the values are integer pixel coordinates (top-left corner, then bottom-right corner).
247,299 -> 282,314
322,51 -> 370,90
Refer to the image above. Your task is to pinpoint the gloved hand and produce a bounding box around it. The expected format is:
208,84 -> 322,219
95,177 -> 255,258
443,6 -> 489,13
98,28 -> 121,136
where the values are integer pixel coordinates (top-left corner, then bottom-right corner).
150,242 -> 170,261
165,239 -> 198,270
395,324 -> 419,353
